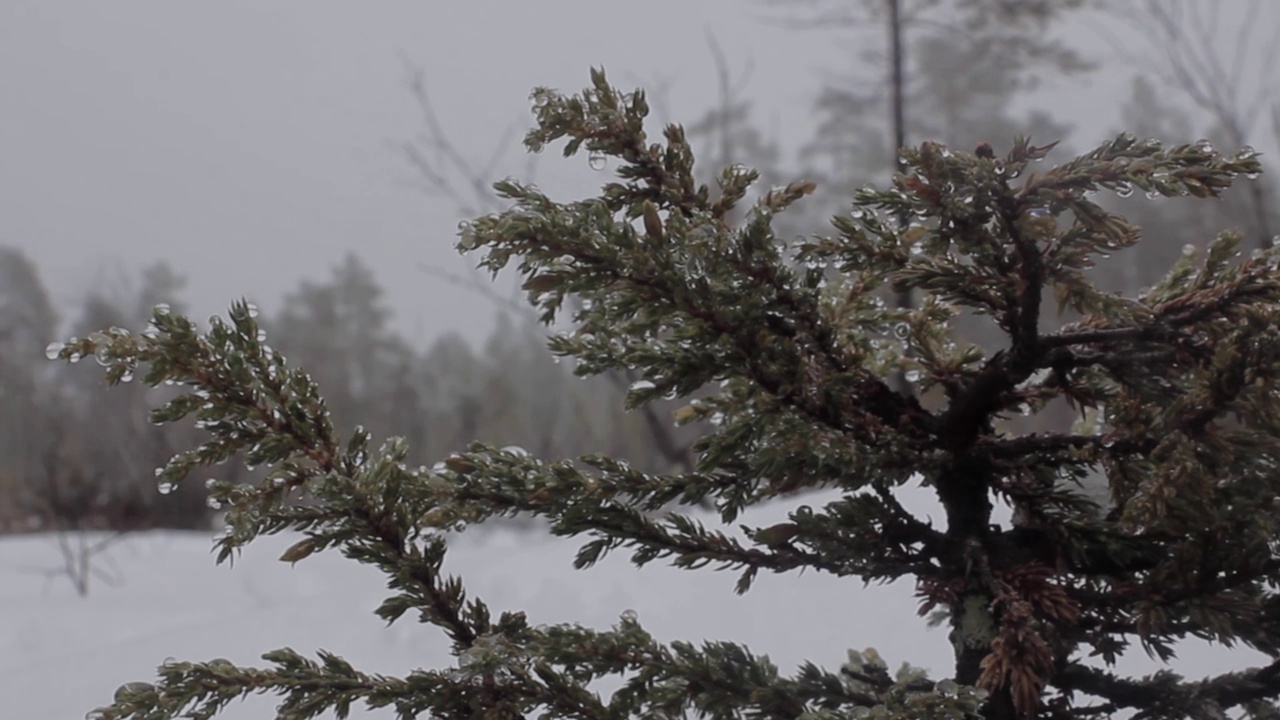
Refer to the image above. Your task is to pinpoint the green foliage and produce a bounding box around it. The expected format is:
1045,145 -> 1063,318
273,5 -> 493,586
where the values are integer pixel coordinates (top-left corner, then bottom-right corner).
57,69 -> 1280,720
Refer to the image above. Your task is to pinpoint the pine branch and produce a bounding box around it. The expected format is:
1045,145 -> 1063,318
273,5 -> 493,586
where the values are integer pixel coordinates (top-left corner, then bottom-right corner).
1055,660 -> 1280,717
1040,325 -> 1183,350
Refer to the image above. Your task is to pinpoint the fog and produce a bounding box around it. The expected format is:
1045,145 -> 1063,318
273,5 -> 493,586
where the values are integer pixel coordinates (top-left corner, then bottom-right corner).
0,0 -> 1171,346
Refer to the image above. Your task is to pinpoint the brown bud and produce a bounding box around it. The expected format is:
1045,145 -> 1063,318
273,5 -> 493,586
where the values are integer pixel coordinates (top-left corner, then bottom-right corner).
279,537 -> 316,564
751,522 -> 801,548
975,142 -> 995,160
444,455 -> 476,473
642,200 -> 664,244
672,404 -> 699,424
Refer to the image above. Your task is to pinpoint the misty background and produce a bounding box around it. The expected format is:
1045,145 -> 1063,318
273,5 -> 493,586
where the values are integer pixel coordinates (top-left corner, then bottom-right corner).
1,0 -> 1279,590
5,0 -> 1224,345
3,2 -> 1280,717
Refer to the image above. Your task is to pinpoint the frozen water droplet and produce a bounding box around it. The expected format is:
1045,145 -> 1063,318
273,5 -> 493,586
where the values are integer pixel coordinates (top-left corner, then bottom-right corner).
154,303 -> 171,316
256,329 -> 267,342
120,370 -> 134,383
1145,189 -> 1160,199
628,379 -> 656,393
893,323 -> 911,339
1115,182 -> 1134,198
904,369 -> 922,383
850,208 -> 865,220
620,608 -> 638,623
158,481 -> 176,495
45,342 -> 64,360
457,220 -> 473,232
501,445 -> 529,458
587,152 -> 607,171
204,478 -> 218,490
245,302 -> 259,318
114,680 -> 151,700
1183,243 -> 1197,255
1246,172 -> 1261,180
1195,138 -> 1214,153
206,496 -> 222,510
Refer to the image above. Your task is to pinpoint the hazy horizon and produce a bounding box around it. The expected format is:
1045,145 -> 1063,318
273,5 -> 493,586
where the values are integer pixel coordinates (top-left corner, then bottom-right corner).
2,1 -> 1182,350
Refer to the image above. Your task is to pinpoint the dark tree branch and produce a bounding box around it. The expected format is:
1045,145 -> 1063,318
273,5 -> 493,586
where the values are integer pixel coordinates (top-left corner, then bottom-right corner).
1056,659 -> 1280,714
1040,325 -> 1181,350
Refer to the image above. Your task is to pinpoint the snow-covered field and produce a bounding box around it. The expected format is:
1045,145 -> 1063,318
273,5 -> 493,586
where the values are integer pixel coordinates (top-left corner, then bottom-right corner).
1,497 -> 1260,719
0,507 -> 944,720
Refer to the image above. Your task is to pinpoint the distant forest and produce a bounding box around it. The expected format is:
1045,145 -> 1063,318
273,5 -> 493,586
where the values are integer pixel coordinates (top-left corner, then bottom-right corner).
0,248 -> 712,534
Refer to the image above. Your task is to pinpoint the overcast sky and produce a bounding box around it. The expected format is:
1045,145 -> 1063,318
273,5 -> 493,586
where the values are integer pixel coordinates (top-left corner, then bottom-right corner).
1,1 -> 1270,347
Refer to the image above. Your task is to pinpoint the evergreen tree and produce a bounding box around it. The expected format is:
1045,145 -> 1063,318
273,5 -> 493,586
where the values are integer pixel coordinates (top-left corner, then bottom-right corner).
268,253 -> 417,443
0,246 -> 60,524
60,70 -> 1280,720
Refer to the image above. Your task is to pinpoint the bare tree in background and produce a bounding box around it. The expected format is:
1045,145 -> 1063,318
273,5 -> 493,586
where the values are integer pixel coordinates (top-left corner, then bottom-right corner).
399,60 -> 538,221
1104,0 -> 1279,250
760,0 -> 1089,218
684,34 -> 784,187
20,417 -> 129,596
761,0 -> 1090,392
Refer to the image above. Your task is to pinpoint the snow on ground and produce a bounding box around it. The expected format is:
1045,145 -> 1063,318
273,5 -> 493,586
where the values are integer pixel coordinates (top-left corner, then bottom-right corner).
0,504 -> 944,720
1,491 -> 1263,719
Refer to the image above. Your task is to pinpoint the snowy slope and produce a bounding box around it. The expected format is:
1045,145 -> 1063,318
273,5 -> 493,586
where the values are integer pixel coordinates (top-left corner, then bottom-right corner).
1,494 -> 1260,719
